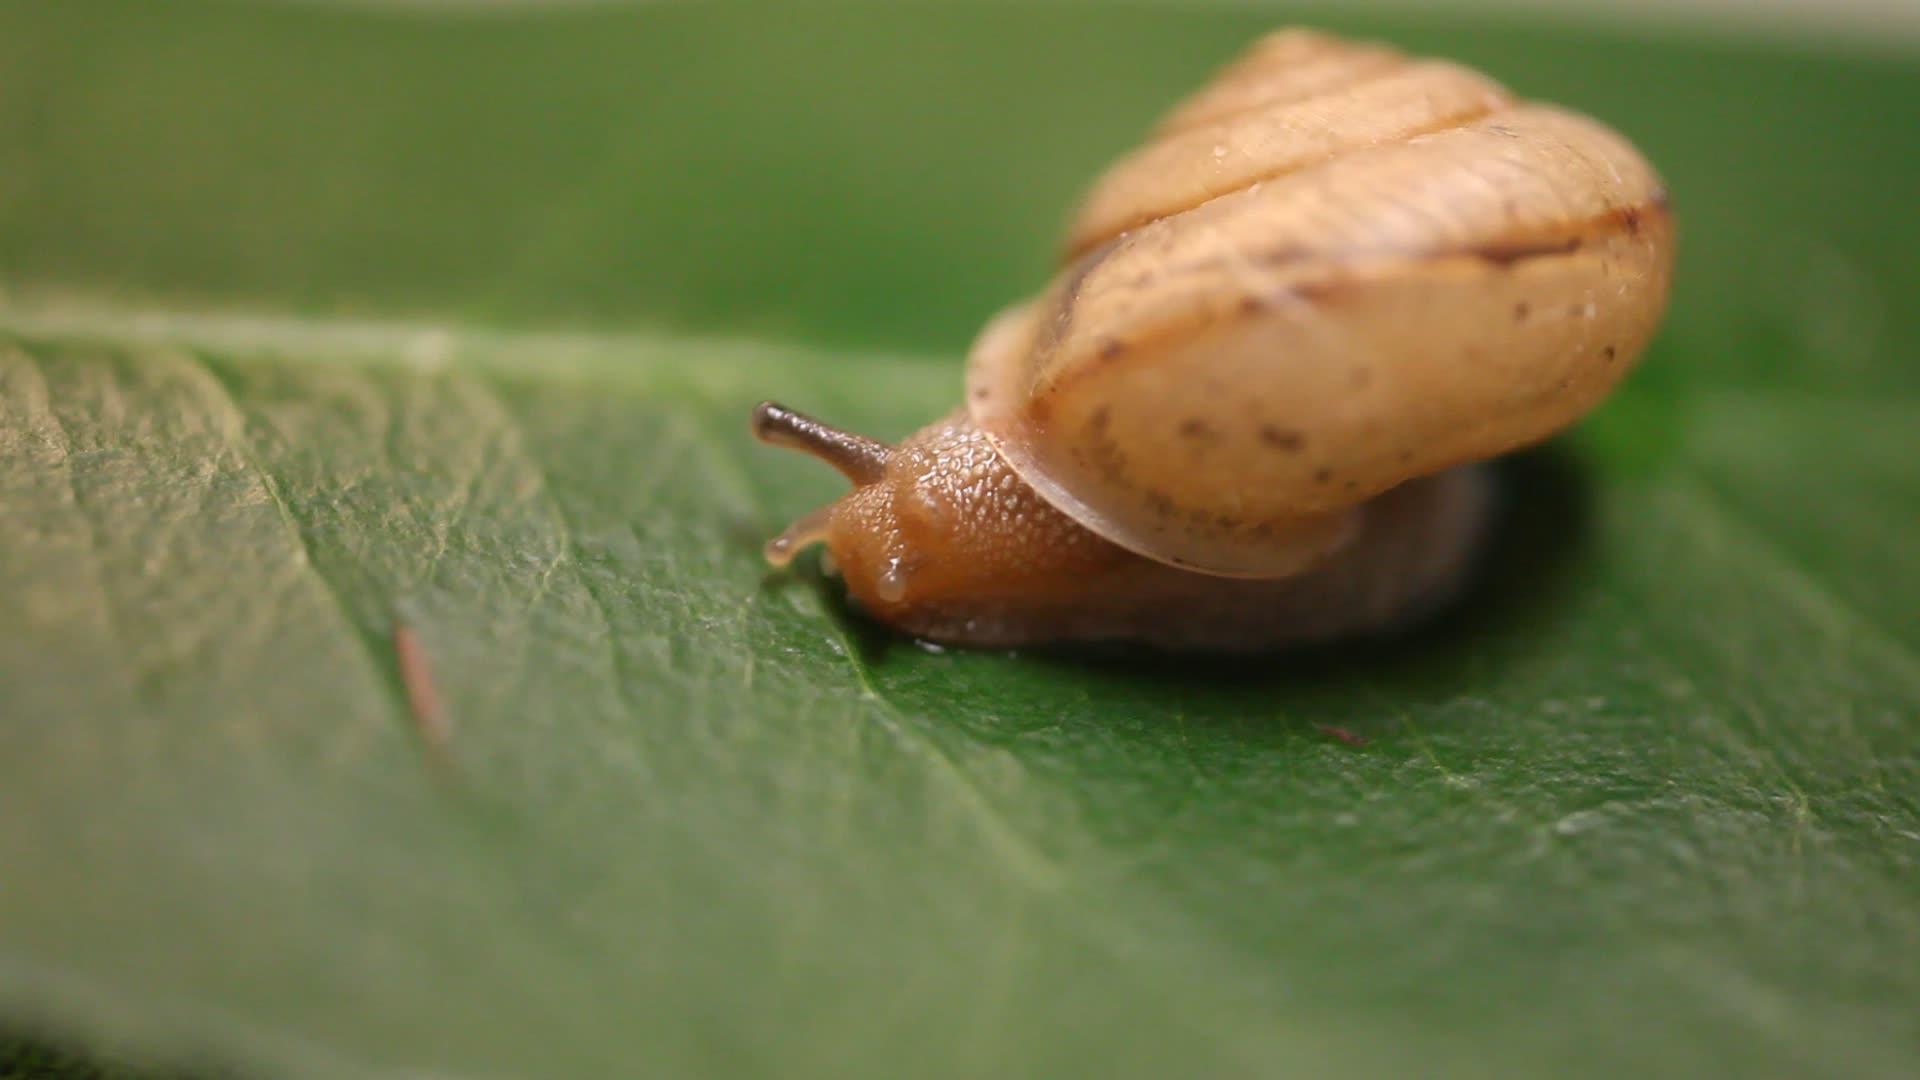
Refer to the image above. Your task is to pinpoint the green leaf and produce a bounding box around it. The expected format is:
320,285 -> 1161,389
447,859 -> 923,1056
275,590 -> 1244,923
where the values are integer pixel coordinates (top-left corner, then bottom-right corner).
3,2 -> 1918,1077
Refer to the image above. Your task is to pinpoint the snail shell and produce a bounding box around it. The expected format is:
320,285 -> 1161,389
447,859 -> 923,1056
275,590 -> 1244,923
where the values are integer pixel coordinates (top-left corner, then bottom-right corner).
968,28 -> 1672,576
754,28 -> 1673,649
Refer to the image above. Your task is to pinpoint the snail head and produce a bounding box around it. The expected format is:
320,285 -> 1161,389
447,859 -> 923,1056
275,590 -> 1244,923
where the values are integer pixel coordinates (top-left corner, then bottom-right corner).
752,401 -> 1110,622
751,401 -> 932,614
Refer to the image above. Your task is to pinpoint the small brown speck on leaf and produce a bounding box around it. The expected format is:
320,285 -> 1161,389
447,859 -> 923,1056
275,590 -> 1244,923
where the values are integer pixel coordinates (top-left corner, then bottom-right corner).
1314,467 -> 1333,485
1088,406 -> 1110,433
1514,301 -> 1532,323
394,618 -> 453,767
1316,724 -> 1370,747
1603,345 -> 1618,361
1180,418 -> 1214,440
1098,337 -> 1126,360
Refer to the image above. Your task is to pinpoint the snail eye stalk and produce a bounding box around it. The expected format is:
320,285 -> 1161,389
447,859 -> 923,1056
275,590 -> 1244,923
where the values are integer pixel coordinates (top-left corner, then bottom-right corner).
751,402 -> 892,487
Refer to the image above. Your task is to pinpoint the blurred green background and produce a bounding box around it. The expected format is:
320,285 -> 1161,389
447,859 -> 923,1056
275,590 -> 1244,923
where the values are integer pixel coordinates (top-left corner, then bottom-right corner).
6,0 -> 1919,390
2,2 -> 1918,1077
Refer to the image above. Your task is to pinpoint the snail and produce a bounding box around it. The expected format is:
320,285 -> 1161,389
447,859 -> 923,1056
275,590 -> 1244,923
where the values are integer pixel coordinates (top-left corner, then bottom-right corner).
753,28 -> 1673,651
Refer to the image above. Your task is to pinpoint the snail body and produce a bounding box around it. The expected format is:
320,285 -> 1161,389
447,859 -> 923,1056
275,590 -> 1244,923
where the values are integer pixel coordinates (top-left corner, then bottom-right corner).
755,29 -> 1673,650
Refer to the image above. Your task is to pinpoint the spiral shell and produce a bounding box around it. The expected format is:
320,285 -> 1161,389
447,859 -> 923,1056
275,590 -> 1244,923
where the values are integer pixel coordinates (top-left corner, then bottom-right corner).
966,29 -> 1673,577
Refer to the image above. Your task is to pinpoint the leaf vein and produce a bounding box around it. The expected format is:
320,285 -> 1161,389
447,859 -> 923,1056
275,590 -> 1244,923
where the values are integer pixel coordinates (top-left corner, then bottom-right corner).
184,350 -> 410,727
1676,475 -> 1920,689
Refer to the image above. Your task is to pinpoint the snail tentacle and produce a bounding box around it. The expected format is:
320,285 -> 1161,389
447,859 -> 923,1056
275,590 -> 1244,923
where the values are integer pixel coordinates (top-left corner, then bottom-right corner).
751,401 -> 891,486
